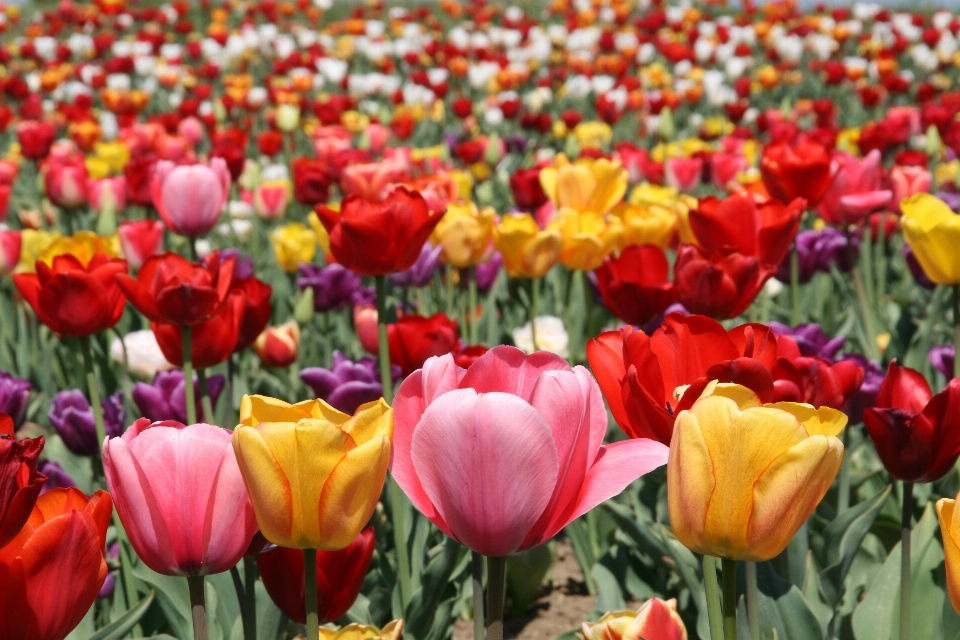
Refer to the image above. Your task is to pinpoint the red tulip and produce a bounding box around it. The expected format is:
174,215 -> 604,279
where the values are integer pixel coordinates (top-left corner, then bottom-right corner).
673,244 -> 776,320
124,153 -> 158,207
388,312 -> 460,377
0,488 -> 112,640
760,140 -> 836,207
44,157 -> 88,209
258,527 -> 374,625
586,314 -> 779,444
689,194 -> 805,267
15,121 -> 55,160
118,219 -> 164,270
292,157 -> 331,205
0,417 -> 46,549
453,344 -> 489,368
152,291 -> 245,369
253,322 -> 300,368
232,276 -> 273,352
116,251 -> 235,326
257,130 -> 284,157
14,253 -> 128,337
595,245 -> 676,326
771,345 -> 864,410
864,361 -> 960,483
509,168 -> 547,211
315,187 -> 444,277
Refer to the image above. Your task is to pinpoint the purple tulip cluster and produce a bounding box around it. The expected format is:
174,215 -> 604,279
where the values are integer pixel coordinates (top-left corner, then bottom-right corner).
0,370 -> 31,429
298,263 -> 363,312
132,370 -> 225,424
48,389 -> 125,457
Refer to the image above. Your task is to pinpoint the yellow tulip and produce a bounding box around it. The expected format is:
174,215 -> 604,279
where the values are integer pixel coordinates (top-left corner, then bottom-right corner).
610,202 -> 677,250
539,154 -> 628,216
492,213 -> 562,279
668,382 -> 846,562
32,231 -> 119,271
270,222 -> 317,273
307,210 -> 331,256
572,121 -> 613,150
319,620 -> 403,640
937,493 -> 960,614
431,201 -> 496,268
233,395 -> 393,550
583,599 -> 687,640
901,193 -> 960,284
627,184 -> 696,244
448,170 -> 474,200
93,141 -> 131,174
547,209 -> 621,271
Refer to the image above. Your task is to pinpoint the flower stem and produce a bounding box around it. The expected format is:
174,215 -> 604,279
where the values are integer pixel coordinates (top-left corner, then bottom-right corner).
304,549 -> 319,640
721,558 -> 738,640
746,561 -> 759,640
467,266 -> 478,345
703,555 -> 724,640
80,337 -> 106,448
837,427 -> 850,514
486,555 -> 506,640
790,244 -> 800,326
390,476 -> 412,608
472,551 -> 485,640
187,574 -> 208,640
182,325 -> 197,425
244,557 -> 257,640
529,278 -> 539,351
900,481 -> 914,640
374,275 -> 392,401
953,285 -> 960,378
197,368 -> 215,425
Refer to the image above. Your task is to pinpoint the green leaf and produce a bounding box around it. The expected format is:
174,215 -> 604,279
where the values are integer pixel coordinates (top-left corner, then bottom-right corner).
506,545 -> 552,616
751,562 -> 825,640
591,562 -> 626,613
255,581 -> 285,640
87,591 -> 156,640
565,518 -> 597,594
404,537 -> 462,639
131,564 -> 192,640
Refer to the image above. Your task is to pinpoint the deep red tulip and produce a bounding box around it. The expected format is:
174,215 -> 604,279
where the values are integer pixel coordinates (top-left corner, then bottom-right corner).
292,157 -> 331,205
0,488 -> 112,640
14,253 -> 128,337
673,245 -> 776,320
864,361 -> 960,483
15,121 -> 55,160
124,153 -> 158,207
771,341 -> 864,410
257,130 -> 284,157
315,187 -> 443,277
595,245 -> 676,326
689,194 -> 805,267
509,167 -> 548,211
586,314 -> 779,444
152,291 -> 245,369
116,251 -> 235,326
258,527 -> 374,625
0,417 -> 46,549
453,344 -> 489,368
760,140 -> 836,207
388,312 -> 460,377
232,276 -> 273,352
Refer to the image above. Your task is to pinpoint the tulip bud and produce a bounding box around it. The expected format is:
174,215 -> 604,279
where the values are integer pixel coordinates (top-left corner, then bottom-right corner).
926,123 -> 944,158
506,545 -> 552,616
276,104 -> 300,133
658,106 -> 675,141
583,598 -> 687,640
562,133 -> 581,160
0,230 -> 21,277
96,202 -> 117,236
253,321 -> 300,368
484,133 -> 502,166
353,304 -> 379,355
294,287 -> 314,324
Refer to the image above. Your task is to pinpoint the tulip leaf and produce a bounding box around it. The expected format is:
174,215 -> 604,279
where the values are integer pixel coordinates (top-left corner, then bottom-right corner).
747,562 -> 826,640
86,590 -> 156,640
404,537 -> 463,640
565,518 -> 598,594
819,485 -> 891,605
254,581 -> 285,640
131,564 -> 192,640
592,561 -> 626,613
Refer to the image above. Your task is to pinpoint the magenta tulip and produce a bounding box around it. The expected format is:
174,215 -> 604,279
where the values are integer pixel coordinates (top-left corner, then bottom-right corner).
151,159 -> 230,238
103,418 -> 258,576
392,346 -> 669,557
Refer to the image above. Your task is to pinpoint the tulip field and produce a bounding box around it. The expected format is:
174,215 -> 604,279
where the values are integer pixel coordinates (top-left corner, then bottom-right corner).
10,0 -> 960,639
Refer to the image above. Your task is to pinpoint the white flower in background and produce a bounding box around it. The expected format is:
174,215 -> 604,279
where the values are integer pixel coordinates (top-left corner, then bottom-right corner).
366,20 -> 385,38
318,58 -> 348,84
854,3 -> 882,21
106,74 -> 131,91
765,278 -> 785,298
160,44 -> 183,61
100,112 -> 118,141
484,107 -> 504,127
934,11 -> 953,31
111,330 -> 174,379
513,316 -> 570,358
219,219 -> 253,241
524,86 -> 552,112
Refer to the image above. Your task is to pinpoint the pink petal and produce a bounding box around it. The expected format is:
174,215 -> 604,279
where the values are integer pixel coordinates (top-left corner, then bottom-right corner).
838,190 -> 892,217
458,345 -> 571,402
410,389 -> 560,556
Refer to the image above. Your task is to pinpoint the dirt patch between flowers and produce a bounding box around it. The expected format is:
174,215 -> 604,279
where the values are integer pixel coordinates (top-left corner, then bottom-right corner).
452,540 -> 596,640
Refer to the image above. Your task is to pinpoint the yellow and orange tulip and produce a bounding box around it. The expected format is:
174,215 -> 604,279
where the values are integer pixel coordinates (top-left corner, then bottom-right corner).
539,154 -> 628,216
583,598 -> 687,640
492,213 -> 562,279
431,200 -> 496,268
937,492 -> 960,614
547,209 -> 621,271
319,620 -> 403,640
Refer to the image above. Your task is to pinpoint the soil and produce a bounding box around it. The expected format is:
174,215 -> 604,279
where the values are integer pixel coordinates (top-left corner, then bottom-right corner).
452,540 -> 597,640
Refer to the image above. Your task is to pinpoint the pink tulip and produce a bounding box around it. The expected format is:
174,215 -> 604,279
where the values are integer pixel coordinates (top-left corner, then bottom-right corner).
353,303 -> 379,355
155,135 -> 193,162
0,229 -> 20,276
103,419 -> 258,576
312,126 -> 352,164
45,159 -> 88,209
664,156 -> 703,193
392,346 -> 669,557
151,159 -> 230,237
87,176 -> 128,215
340,160 -> 406,201
253,181 -> 291,220
816,150 -> 892,226
366,123 -> 391,154
710,152 -> 747,189
177,117 -> 205,145
118,220 -> 165,269
890,164 -> 933,213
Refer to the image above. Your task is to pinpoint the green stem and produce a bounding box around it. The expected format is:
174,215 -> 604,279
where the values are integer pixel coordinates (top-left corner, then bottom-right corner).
374,276 -> 393,401
304,549 -> 319,640
467,267 -> 478,345
391,476 -> 412,608
746,561 -> 759,640
114,516 -> 143,636
182,326 -> 197,425
197,368 -> 215,425
846,228 -> 880,361
445,264 -> 454,317
876,214 -> 888,300
790,244 -> 800,326
954,285 -> 960,379
244,557 -> 257,640
900,481 -> 914,640
187,575 -> 208,640
229,567 -> 247,637
837,427 -> 850,514
703,555 -> 725,640
80,337 -> 106,448
529,278 -> 539,352
486,556 -> 506,640
472,551 -> 485,640
722,558 -> 738,640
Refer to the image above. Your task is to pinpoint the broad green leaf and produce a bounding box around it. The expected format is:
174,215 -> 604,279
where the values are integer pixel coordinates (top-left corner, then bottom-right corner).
750,561 -> 825,640
591,562 -> 626,613
87,591 -> 156,640
131,564 -> 192,640
255,581 -> 284,640
565,518 -> 597,594
404,537 -> 462,639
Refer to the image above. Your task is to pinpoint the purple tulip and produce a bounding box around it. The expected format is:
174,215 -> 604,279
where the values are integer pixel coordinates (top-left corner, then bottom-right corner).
840,353 -> 883,424
219,249 -> 255,279
769,322 -> 846,361
388,242 -> 442,288
930,345 -> 955,378
98,544 -> 120,599
131,370 -> 225,424
300,351 -> 401,415
37,460 -> 75,494
475,252 -> 503,293
48,389 -> 125,457
352,285 -> 377,308
937,191 -> 960,212
0,370 -> 31,430
903,245 -> 936,290
298,263 -> 363,312
777,228 -> 858,284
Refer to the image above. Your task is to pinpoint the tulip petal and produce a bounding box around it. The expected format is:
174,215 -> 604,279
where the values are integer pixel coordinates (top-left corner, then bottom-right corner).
458,345 -> 571,403
767,402 -> 848,437
232,424 -> 299,547
938,498 -> 960,615
317,436 -> 391,550
411,389 -> 560,556
667,410 -> 716,556
342,398 -> 392,446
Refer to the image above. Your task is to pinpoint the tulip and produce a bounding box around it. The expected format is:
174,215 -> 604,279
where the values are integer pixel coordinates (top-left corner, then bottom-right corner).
0,422 -> 46,549
152,159 -> 231,237
391,346 -> 668,557
124,153 -> 158,207
353,300 -> 380,356
863,362 -> 960,483
34,231 -> 119,271
253,178 -> 292,221
901,193 -> 960,284
340,160 -> 406,202
45,158 -> 89,209
475,252 -> 503,292
664,156 -> 703,193
110,329 -> 175,379
49,389 -> 125,457
271,223 -> 317,273
233,395 -> 393,550
254,321 -> 300,368
673,245 -> 776,320
258,528 -> 375,624
301,351 -> 400,415
316,187 -> 443,277
16,120 -> 56,160
431,201 -> 496,268
298,263 -> 362,312
387,242 -> 443,289
547,210 -> 622,272
668,382 -> 845,561
13,253 -> 128,337
511,316 -> 570,358
768,322 -> 845,361
0,488 -> 112,640
772,338 -> 865,409
276,104 -> 301,133
816,150 -> 892,226
510,168 -> 548,211
0,371 -> 32,430
760,140 -> 836,207
775,228 -> 858,284
689,194 -> 805,267
388,313 -> 460,377
87,176 -> 127,215
609,202 -> 677,250
37,459 -> 75,494
937,491 -> 960,614
151,291 -> 245,369
583,598 -> 687,640
320,621 -> 403,640
118,219 -> 164,270
132,370 -> 225,424
891,165 -> 933,213
233,275 -> 274,352
586,314 -> 781,445
594,246 -> 675,326
104,418 -> 259,576
539,154 -> 628,216
710,152 -> 748,190
0,229 -> 21,277
493,213 -> 562,279
292,157 -> 332,205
